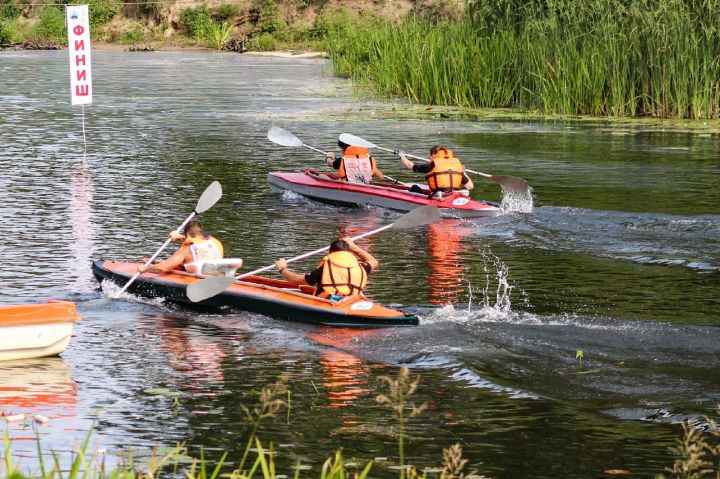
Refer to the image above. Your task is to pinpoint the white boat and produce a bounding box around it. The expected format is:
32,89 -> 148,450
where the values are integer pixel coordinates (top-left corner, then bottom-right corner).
0,300 -> 81,361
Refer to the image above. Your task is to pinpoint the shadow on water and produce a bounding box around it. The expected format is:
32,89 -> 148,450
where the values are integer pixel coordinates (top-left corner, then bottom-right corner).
0,51 -> 718,478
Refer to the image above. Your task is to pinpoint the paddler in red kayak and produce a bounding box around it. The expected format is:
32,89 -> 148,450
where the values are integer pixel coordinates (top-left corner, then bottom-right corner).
397,145 -> 474,198
325,140 -> 385,185
137,220 -> 224,275
274,237 -> 378,299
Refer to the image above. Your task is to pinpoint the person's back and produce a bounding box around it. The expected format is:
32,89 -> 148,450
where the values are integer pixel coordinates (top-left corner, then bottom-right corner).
425,147 -> 466,194
315,249 -> 368,298
274,237 -> 378,299
397,145 -> 473,198
137,220 -> 223,275
326,141 -> 384,185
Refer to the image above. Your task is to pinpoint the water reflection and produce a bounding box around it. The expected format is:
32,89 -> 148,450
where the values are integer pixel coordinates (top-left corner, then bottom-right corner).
307,328 -> 376,409
69,162 -> 95,292
0,358 -> 77,412
427,220 -> 471,305
151,316 -> 227,393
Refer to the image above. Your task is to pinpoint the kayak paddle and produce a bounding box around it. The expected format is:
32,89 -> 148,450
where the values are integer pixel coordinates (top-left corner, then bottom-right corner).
266,127 -> 408,186
186,205 -> 441,302
115,181 -> 223,299
338,133 -> 530,194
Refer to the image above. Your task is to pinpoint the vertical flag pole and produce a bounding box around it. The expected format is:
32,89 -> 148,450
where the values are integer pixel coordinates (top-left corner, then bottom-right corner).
66,5 -> 92,162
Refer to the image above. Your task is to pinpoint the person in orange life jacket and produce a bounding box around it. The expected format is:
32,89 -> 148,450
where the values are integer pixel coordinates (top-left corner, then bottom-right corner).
274,237 -> 378,299
397,145 -> 474,198
325,140 -> 385,185
137,220 -> 224,274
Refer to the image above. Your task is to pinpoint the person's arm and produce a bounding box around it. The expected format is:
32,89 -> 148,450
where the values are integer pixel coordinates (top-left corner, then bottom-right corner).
371,158 -> 384,181
341,236 -> 378,272
275,258 -> 308,285
139,246 -> 186,273
326,152 -> 336,168
396,150 -> 414,170
463,173 -> 474,190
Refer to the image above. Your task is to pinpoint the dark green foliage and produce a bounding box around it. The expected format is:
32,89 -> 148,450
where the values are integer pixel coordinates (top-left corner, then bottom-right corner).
0,1 -> 22,20
255,0 -> 286,33
0,20 -> 12,43
179,4 -> 211,38
34,6 -> 65,42
213,4 -> 239,21
87,0 -> 119,29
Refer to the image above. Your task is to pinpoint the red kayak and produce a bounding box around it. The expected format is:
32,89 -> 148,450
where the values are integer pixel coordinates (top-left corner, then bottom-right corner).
268,171 -> 501,218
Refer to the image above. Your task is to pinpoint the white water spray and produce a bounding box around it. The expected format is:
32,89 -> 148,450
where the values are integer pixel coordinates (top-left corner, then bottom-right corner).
501,186 -> 534,213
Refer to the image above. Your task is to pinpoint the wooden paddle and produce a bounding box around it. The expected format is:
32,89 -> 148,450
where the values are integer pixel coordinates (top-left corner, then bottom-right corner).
115,181 -> 222,298
338,133 -> 531,194
266,127 -> 408,186
186,205 -> 441,303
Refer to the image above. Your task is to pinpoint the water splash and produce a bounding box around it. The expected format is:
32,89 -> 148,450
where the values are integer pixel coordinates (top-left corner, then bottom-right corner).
500,186 -> 534,213
100,279 -> 165,307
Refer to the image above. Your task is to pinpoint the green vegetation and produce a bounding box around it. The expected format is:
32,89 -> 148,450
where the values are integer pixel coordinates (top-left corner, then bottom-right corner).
0,21 -> 11,43
87,0 -> 118,30
179,4 -> 212,40
33,6 -> 65,43
120,27 -> 144,44
325,0 -> 720,119
206,21 -> 233,50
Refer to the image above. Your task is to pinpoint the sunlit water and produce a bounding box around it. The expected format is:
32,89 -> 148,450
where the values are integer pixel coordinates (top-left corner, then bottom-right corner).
1,51 -> 719,478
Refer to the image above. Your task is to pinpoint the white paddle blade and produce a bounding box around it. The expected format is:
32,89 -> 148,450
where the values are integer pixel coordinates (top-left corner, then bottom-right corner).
186,258 -> 243,277
338,133 -> 378,149
195,181 -> 222,214
268,127 -> 303,147
491,175 -> 530,194
392,205 -> 441,229
186,276 -> 236,302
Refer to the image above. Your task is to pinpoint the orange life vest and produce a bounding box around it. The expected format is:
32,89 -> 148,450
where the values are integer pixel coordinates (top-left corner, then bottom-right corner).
426,148 -> 465,193
339,146 -> 376,184
317,251 -> 368,297
183,236 -> 224,273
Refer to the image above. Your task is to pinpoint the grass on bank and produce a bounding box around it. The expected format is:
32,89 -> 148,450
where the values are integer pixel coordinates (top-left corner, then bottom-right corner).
0,370 -> 480,479
1,370 -> 719,479
324,0 -> 720,120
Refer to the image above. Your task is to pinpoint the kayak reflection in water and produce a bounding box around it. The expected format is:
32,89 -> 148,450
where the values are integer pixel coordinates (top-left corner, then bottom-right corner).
325,139 -> 385,185
397,145 -> 474,198
137,220 -> 224,274
274,237 -> 378,299
428,220 -> 469,305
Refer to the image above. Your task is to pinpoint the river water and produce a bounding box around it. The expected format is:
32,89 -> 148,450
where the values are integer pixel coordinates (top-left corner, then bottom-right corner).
1,51 -> 719,478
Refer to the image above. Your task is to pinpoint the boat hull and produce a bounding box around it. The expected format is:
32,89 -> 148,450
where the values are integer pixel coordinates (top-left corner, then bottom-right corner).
92,260 -> 418,328
268,171 -> 501,218
0,301 -> 81,361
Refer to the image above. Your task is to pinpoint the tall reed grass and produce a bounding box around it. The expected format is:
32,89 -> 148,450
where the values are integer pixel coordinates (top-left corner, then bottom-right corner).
324,0 -> 720,119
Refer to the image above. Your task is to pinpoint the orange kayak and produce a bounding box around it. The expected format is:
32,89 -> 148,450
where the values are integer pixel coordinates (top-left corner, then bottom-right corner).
92,260 -> 418,328
0,301 -> 81,361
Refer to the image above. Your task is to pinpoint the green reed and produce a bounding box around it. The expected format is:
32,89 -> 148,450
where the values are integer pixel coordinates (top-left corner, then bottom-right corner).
324,0 -> 720,119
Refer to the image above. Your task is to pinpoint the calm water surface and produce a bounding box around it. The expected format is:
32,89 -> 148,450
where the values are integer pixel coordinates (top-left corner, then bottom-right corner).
1,51 -> 719,478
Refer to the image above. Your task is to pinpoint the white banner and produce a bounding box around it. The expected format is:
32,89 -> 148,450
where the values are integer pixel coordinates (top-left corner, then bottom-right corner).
66,5 -> 92,105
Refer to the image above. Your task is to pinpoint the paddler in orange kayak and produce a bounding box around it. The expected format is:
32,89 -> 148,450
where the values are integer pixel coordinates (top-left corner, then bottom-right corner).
325,139 -> 385,185
274,237 -> 378,299
138,220 -> 224,275
397,145 -> 474,198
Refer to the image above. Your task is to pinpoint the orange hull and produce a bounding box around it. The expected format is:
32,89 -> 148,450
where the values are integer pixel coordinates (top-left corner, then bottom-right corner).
0,301 -> 81,361
93,260 -> 418,327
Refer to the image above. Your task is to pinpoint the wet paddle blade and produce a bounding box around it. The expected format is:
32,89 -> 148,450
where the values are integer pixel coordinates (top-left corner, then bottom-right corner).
391,205 -> 441,229
186,276 -> 235,302
491,175 -> 530,194
338,133 -> 378,149
195,181 -> 222,214
267,127 -> 303,147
